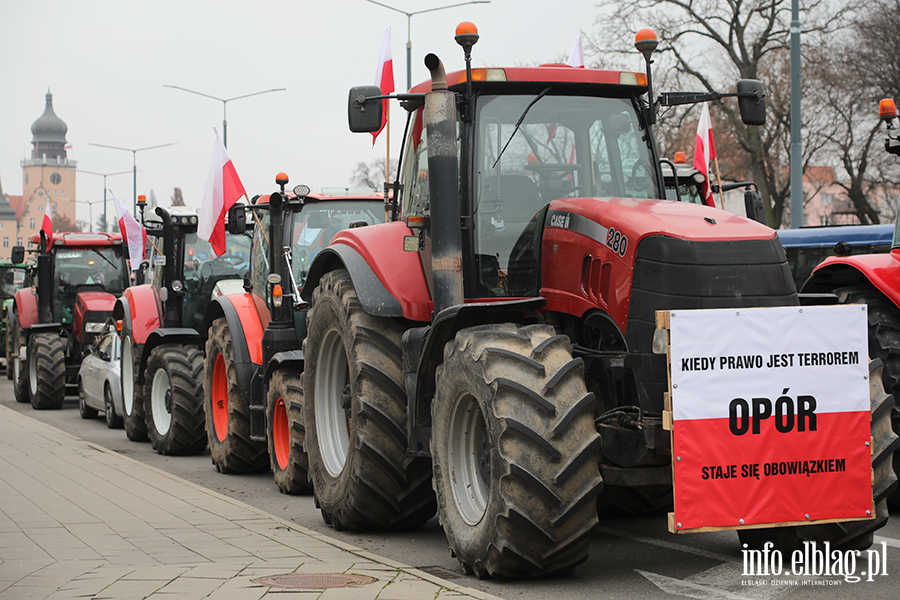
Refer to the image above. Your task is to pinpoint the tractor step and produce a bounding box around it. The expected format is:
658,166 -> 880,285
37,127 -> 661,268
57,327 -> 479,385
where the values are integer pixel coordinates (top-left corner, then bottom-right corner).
249,403 -> 266,442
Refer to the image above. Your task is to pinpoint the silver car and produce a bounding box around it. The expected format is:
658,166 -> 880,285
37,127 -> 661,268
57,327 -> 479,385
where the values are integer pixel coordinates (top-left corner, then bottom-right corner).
78,328 -> 124,428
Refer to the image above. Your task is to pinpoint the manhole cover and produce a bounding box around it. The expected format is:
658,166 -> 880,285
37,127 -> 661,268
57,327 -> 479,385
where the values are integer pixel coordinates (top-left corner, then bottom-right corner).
254,573 -> 377,589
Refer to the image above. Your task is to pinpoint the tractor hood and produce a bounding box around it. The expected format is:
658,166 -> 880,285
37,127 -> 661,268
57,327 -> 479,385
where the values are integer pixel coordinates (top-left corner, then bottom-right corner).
547,196 -> 776,244
74,291 -> 117,345
76,291 -> 117,313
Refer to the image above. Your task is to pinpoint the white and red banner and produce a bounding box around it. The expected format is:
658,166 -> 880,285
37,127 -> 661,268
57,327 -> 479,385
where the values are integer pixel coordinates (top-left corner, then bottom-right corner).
110,189 -> 146,271
669,305 -> 872,531
372,26 -> 394,145
41,199 -> 53,241
200,130 -> 246,257
693,103 -> 717,208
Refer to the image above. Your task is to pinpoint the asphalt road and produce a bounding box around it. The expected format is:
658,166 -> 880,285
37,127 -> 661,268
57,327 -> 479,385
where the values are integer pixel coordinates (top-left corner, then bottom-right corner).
4,373 -> 900,600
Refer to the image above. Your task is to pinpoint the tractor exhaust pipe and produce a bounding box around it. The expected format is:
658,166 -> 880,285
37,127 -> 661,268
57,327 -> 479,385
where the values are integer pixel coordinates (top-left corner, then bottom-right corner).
424,53 -> 463,314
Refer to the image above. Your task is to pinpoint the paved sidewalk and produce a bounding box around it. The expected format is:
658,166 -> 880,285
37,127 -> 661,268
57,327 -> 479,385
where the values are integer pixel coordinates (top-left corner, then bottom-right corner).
0,405 -> 500,600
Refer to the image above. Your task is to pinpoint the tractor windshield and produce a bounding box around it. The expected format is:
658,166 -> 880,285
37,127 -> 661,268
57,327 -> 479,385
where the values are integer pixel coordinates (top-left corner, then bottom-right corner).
53,246 -> 128,324
473,93 -> 653,296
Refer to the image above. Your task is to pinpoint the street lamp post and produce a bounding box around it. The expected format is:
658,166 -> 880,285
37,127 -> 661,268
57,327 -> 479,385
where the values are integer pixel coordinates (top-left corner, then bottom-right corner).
89,143 -> 176,214
72,199 -> 103,232
162,86 -> 286,148
77,169 -> 131,232
365,0 -> 491,91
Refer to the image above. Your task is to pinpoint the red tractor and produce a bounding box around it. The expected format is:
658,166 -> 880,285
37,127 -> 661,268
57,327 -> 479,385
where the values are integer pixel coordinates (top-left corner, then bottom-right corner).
114,206 -> 250,453
10,232 -> 130,409
295,24 -> 896,579
203,184 -> 385,491
801,97 -> 900,506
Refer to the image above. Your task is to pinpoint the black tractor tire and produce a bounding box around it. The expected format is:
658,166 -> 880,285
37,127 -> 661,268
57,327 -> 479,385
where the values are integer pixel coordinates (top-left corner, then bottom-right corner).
28,332 -> 65,410
78,378 -> 98,419
12,315 -> 27,402
121,335 -> 148,442
432,323 -> 603,579
835,285 -> 900,508
105,384 -> 123,429
5,312 -> 13,381
303,269 -> 436,531
205,318 -> 268,473
267,369 -> 312,494
738,360 -> 899,552
144,344 -> 207,455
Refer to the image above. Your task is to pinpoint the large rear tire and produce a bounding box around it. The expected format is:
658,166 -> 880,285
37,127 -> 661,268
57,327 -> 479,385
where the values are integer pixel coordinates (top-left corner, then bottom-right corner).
267,369 -> 312,494
835,285 -> 900,507
12,314 -> 27,402
738,360 -> 899,552
121,335 -> 148,441
5,311 -> 13,381
303,269 -> 435,531
28,332 -> 65,410
205,318 -> 268,473
144,344 -> 207,455
432,323 -> 602,579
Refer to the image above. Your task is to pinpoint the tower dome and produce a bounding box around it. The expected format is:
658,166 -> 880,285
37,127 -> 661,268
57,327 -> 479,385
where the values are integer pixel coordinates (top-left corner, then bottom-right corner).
30,90 -> 68,159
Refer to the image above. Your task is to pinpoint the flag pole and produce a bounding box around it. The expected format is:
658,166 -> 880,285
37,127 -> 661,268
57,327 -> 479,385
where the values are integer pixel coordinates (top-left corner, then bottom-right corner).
713,155 -> 725,210
385,102 -> 391,223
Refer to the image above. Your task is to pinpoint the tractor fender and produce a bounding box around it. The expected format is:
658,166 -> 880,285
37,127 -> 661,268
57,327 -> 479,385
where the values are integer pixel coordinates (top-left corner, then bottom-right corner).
13,288 -> 38,330
263,349 -> 304,386
137,328 -> 202,385
803,253 -> 900,308
203,294 -> 262,413
302,222 -> 432,321
116,285 -> 162,345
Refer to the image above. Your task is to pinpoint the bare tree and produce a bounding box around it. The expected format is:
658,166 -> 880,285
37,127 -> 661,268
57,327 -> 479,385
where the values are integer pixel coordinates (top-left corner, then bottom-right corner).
171,187 -> 185,207
53,213 -> 84,233
350,158 -> 398,191
591,0 -> 853,226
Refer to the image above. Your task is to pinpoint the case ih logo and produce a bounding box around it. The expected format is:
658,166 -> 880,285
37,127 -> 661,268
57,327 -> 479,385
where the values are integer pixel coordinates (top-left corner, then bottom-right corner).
549,212 -> 571,229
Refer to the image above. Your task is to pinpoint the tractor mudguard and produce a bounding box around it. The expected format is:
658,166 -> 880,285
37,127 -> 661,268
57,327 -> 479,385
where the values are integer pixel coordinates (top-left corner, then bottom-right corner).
204,294 -> 263,413
263,349 -> 304,385
803,254 -> 900,308
13,288 -> 38,330
405,297 -> 547,455
116,285 -> 162,345
302,221 -> 432,321
138,328 -> 202,385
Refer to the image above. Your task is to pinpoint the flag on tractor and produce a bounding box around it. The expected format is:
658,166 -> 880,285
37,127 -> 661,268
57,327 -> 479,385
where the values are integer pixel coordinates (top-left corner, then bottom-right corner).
372,26 -> 394,145
693,103 -> 717,207
567,34 -> 584,68
199,129 -> 247,257
40,199 -> 53,241
110,190 -> 146,271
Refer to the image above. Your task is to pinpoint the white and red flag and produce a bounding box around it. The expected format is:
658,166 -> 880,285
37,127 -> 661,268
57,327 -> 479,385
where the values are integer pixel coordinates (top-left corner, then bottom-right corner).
693,103 -> 717,207
110,189 -> 146,271
371,26 -> 395,145
41,199 -> 53,241
200,129 -> 247,257
566,34 -> 584,68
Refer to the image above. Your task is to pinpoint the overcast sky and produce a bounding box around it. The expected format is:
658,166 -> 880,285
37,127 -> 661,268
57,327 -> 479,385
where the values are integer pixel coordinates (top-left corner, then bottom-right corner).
0,0 -> 629,226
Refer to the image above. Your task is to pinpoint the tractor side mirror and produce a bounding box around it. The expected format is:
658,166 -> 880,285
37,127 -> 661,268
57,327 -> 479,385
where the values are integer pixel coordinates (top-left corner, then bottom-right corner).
11,246 -> 25,265
227,204 -> 246,235
737,79 -> 766,126
348,85 -> 384,133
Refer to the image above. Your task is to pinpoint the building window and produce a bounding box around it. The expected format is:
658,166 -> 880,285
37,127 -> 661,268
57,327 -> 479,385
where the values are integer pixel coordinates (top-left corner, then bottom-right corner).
3,238 -> 8,248
17,237 -> 23,246
30,218 -> 35,229
821,193 -> 834,206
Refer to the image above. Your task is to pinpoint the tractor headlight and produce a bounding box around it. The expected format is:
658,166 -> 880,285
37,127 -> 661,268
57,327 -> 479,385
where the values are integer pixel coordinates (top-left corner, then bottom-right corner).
84,322 -> 105,333
171,280 -> 184,293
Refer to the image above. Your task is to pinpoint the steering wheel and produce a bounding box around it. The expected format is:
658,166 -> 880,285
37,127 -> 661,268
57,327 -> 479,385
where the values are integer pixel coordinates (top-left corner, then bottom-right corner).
525,163 -> 580,180
630,159 -> 653,192
213,254 -> 246,268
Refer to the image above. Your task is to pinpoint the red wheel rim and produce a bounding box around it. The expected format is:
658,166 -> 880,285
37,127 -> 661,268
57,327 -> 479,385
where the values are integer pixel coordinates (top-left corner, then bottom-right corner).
273,397 -> 289,470
212,353 -> 228,442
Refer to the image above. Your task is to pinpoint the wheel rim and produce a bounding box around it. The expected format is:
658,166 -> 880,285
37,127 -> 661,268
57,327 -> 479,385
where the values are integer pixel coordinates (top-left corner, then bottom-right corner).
150,367 -> 172,436
211,353 -> 228,442
28,341 -> 38,395
123,338 -> 134,415
447,391 -> 490,525
273,396 -> 290,470
14,355 -> 20,381
315,327 -> 351,477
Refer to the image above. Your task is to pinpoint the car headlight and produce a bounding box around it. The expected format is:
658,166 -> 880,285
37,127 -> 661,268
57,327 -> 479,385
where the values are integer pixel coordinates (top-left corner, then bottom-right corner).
84,322 -> 105,333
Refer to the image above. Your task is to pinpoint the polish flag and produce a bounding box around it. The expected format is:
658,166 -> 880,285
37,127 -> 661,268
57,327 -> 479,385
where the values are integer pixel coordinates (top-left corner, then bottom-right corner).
200,130 -> 246,257
110,189 -> 146,271
41,199 -> 53,241
371,26 -> 395,145
693,103 -> 717,208
566,34 -> 584,68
